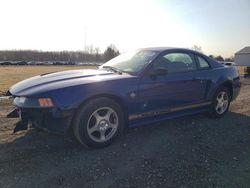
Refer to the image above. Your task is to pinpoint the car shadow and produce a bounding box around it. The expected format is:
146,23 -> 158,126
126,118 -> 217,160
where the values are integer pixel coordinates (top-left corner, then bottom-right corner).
0,111 -> 250,188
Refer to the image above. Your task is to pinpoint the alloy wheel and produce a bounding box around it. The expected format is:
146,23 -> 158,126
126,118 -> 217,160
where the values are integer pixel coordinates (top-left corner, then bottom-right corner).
87,107 -> 118,142
215,91 -> 229,114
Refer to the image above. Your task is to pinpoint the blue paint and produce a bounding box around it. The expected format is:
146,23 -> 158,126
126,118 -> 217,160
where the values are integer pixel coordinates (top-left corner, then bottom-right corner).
8,48 -> 241,133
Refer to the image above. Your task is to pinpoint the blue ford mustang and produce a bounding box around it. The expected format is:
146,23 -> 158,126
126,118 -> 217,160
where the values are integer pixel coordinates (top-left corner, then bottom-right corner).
7,47 -> 241,148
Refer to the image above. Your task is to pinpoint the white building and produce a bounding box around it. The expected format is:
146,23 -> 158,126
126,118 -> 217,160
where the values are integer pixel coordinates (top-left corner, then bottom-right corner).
235,46 -> 250,66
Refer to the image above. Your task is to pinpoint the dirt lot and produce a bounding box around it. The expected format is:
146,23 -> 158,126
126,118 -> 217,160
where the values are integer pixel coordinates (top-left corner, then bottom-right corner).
0,66 -> 96,95
0,79 -> 250,188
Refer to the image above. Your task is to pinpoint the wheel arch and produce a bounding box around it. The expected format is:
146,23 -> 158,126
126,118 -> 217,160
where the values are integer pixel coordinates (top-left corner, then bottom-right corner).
220,81 -> 233,99
73,93 -> 129,124
212,79 -> 233,100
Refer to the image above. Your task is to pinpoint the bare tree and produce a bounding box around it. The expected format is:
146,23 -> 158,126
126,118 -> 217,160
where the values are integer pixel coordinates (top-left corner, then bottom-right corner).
215,55 -> 224,61
103,44 -> 120,62
191,45 -> 203,53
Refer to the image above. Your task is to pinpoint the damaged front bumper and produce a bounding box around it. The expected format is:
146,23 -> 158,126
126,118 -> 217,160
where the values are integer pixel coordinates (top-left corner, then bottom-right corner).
7,108 -> 29,133
7,97 -> 75,135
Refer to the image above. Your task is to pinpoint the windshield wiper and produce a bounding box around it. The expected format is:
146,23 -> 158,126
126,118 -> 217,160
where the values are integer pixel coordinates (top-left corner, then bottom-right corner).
102,66 -> 123,74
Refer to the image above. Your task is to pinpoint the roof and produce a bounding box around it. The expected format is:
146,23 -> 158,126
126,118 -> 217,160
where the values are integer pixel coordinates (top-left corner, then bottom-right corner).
139,47 -> 175,51
235,46 -> 250,55
139,47 -> 199,53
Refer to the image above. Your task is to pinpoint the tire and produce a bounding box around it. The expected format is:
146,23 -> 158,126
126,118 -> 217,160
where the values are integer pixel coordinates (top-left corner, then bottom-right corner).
210,87 -> 231,118
73,97 -> 125,148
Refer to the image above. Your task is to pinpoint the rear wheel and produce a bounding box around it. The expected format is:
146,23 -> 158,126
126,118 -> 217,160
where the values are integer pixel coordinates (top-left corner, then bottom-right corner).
210,87 -> 231,118
73,97 -> 125,148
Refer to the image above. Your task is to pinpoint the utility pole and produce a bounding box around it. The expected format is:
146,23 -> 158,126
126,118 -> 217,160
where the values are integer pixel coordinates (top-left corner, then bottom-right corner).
84,26 -> 87,52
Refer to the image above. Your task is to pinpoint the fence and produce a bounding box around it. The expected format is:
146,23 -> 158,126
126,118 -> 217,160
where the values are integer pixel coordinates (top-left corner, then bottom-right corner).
244,66 -> 250,77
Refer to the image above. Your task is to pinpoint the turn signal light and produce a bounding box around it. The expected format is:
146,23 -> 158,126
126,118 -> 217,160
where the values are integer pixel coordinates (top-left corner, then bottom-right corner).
38,98 -> 54,107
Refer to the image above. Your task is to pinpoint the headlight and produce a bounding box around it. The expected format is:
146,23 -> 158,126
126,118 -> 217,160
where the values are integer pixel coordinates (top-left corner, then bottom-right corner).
19,97 -> 26,104
14,97 -> 54,108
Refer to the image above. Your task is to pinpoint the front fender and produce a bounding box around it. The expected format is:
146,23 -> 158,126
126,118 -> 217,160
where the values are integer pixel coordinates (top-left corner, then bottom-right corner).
48,78 -> 139,111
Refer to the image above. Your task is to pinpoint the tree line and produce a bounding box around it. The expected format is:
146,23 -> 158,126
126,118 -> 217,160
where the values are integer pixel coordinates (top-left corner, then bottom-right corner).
0,44 -> 120,63
191,45 -> 234,62
0,44 -> 234,64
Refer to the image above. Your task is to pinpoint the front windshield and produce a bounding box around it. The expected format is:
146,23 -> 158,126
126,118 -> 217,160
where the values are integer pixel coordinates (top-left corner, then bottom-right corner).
100,50 -> 159,74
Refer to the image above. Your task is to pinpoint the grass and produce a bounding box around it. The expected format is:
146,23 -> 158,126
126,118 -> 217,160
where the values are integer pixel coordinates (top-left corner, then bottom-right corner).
0,65 -> 96,95
0,65 -> 247,96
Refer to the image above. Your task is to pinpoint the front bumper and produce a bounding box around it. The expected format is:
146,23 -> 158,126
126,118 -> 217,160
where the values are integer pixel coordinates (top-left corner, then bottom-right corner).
21,108 -> 73,134
7,98 -> 75,135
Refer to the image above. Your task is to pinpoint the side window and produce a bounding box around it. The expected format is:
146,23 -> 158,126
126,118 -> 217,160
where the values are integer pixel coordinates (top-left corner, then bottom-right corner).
197,56 -> 210,69
154,53 -> 197,73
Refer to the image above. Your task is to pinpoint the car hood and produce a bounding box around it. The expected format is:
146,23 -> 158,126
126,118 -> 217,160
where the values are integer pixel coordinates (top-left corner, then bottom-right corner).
9,69 -> 128,96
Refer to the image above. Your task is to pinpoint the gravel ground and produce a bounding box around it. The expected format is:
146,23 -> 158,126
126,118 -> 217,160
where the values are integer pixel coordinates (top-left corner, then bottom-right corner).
0,79 -> 250,188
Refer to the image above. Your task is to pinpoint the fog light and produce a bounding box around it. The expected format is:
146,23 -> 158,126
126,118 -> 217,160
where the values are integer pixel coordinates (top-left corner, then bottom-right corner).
38,98 -> 54,107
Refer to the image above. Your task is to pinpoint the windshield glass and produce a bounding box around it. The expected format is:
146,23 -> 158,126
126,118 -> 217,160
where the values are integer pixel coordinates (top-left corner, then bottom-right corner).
100,50 -> 159,74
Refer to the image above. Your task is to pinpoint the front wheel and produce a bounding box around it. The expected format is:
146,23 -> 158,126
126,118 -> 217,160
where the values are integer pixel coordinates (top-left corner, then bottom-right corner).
73,97 -> 125,148
210,87 -> 231,118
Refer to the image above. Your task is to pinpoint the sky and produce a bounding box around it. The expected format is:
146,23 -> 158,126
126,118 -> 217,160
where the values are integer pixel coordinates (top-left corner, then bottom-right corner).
0,0 -> 249,57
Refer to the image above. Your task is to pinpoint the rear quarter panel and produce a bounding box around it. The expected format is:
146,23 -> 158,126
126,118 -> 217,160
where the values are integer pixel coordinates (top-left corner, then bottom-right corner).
206,66 -> 240,100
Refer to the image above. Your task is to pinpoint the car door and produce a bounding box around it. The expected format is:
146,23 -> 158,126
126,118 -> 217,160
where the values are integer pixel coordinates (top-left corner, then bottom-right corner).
192,54 -> 214,100
137,52 -> 209,113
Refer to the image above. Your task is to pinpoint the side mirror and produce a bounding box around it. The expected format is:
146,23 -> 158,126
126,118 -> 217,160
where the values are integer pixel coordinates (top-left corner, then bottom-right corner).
149,67 -> 168,77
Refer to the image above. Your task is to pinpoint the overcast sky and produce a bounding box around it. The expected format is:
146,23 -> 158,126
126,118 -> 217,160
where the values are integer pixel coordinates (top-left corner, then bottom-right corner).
0,0 -> 249,57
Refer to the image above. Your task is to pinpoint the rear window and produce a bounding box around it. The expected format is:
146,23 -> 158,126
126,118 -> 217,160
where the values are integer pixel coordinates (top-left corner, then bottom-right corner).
197,56 -> 210,69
